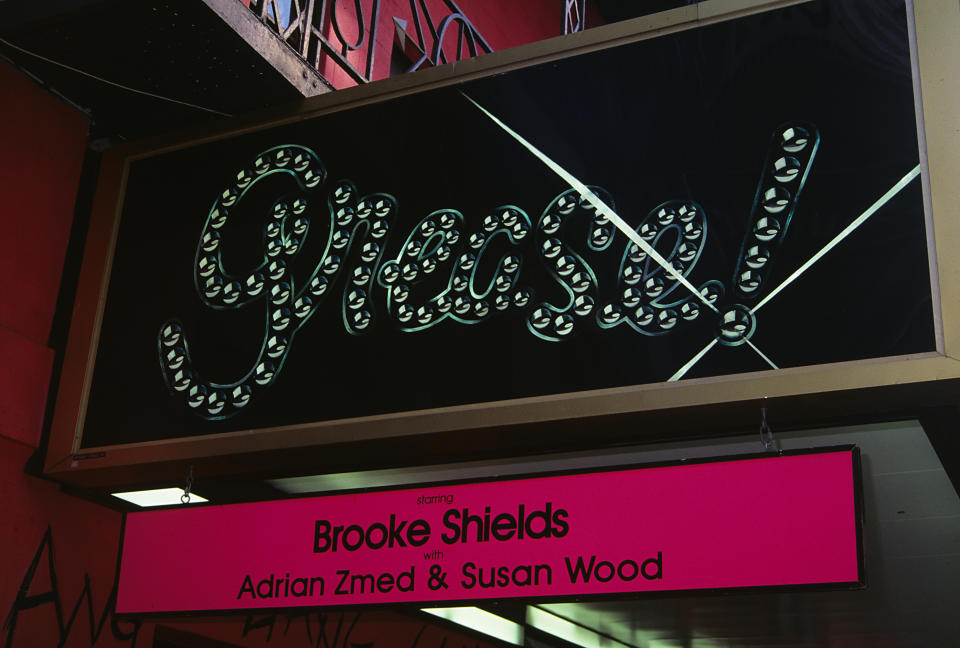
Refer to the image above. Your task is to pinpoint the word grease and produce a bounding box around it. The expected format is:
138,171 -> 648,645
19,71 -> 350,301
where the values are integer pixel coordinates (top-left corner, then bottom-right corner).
160,122 -> 821,420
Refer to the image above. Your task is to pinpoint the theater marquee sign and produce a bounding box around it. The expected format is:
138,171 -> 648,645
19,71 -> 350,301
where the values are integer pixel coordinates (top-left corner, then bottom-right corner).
47,0 -> 960,486
116,449 -> 863,613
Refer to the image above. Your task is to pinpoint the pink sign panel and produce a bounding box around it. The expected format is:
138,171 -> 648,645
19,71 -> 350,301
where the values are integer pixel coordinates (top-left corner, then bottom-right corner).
116,448 -> 862,614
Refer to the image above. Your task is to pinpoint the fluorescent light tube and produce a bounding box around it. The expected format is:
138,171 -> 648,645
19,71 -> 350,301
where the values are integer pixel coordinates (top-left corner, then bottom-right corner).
526,607 -> 632,648
112,488 -> 208,507
421,607 -> 524,646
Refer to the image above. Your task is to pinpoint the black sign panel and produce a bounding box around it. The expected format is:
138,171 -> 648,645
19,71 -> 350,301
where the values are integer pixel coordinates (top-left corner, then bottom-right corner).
82,0 -> 932,446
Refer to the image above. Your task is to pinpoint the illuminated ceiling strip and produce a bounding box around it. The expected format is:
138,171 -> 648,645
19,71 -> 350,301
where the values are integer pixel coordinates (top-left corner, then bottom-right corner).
752,164 -> 921,314
461,92 -> 718,313
746,339 -> 779,370
526,606 -> 633,648
668,337 -> 719,382
111,488 -> 208,507
421,607 -> 524,646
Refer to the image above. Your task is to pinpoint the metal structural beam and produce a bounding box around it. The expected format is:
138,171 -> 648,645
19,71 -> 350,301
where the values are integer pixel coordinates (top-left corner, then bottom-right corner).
203,0 -> 333,97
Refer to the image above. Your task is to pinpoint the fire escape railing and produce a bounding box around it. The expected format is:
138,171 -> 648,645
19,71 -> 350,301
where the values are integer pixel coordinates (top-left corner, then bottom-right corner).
564,0 -> 587,35
246,0 -> 495,85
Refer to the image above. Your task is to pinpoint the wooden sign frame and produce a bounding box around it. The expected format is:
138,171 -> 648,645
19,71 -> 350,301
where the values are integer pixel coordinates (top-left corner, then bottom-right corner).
45,0 -> 960,489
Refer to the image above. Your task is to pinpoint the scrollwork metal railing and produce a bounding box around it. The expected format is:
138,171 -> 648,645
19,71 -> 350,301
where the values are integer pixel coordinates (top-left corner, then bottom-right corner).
564,0 -> 586,34
246,0 -> 493,85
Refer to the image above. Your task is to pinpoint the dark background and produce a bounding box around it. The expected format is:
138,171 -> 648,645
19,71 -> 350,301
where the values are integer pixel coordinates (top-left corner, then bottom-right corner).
82,0 -> 934,446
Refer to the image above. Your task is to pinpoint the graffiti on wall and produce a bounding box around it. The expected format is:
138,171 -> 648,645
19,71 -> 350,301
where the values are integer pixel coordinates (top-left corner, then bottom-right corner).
4,529 -> 493,648
241,610 -> 489,648
3,528 -> 141,648
243,611 -> 375,646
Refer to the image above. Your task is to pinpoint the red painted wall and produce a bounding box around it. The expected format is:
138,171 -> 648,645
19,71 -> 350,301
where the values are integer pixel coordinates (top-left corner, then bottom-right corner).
1,439 -> 138,647
1,54 -> 494,646
1,3 -> 582,643
0,62 -> 138,648
0,62 -> 87,448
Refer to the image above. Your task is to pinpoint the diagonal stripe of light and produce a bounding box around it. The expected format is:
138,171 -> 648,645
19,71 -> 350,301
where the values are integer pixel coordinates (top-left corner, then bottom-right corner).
668,338 -> 719,381
461,91 -> 718,313
746,339 -> 778,370
752,165 -> 921,314
668,334 -> 780,382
